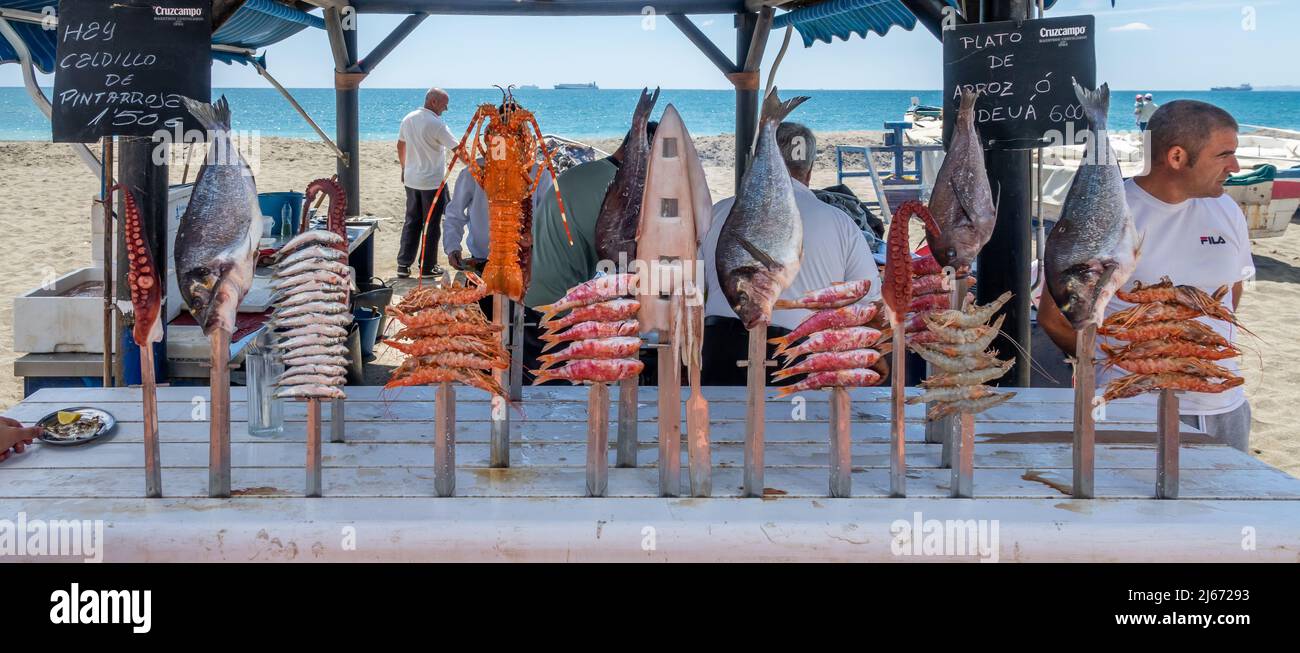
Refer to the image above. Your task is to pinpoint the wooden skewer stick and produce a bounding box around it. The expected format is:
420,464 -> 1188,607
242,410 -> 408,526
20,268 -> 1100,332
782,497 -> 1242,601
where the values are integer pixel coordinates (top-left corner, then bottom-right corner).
685,300 -> 711,498
742,324 -> 767,498
616,376 -> 639,468
587,382 -> 610,497
951,412 -> 975,498
828,386 -> 852,498
658,316 -> 682,498
435,381 -> 456,497
933,276 -> 967,468
490,294 -> 510,468
208,328 -> 232,498
509,301 -> 524,403
140,343 -> 162,498
1156,389 -> 1180,499
889,312 -> 907,498
306,398 -> 322,497
330,397 -> 345,443
1072,324 -> 1097,499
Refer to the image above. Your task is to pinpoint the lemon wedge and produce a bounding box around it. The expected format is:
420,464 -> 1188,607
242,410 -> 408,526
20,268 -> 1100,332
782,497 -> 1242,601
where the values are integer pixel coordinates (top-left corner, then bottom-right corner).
56,411 -> 81,425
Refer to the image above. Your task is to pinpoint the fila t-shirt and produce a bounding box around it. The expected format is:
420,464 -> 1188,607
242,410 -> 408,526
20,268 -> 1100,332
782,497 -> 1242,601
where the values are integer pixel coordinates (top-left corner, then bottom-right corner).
1096,178 -> 1254,415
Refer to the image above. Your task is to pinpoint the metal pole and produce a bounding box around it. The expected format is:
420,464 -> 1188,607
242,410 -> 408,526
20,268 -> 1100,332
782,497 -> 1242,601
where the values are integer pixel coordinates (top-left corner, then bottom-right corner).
1156,389 -> 1180,499
890,314 -> 907,498
306,398 -> 322,497
100,139 -> 114,387
1072,325 -> 1097,498
587,382 -> 610,497
658,340 -> 681,497
435,381 -> 456,497
616,376 -> 639,468
734,11 -> 759,193
976,0 -> 1033,386
335,18 -> 362,216
828,386 -> 852,498
490,294 -> 510,467
208,329 -> 232,498
140,345 -> 162,498
743,325 -> 766,497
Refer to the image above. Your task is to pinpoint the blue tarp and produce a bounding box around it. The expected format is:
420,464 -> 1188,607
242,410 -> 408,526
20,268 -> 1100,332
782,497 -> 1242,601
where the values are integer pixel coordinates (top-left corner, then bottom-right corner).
772,0 -> 1062,47
0,0 -> 323,72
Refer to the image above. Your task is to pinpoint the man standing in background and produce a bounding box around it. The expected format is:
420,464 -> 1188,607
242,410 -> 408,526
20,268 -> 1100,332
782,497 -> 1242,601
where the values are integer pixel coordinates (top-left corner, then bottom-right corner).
397,87 -> 458,278
1137,93 -> 1158,131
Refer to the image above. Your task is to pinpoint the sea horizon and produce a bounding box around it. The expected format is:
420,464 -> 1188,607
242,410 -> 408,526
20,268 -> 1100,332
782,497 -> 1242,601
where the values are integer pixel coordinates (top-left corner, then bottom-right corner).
3,86 -> 1297,141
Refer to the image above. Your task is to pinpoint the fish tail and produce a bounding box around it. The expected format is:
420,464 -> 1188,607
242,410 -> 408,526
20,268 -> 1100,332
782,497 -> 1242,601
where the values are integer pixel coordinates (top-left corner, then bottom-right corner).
1071,78 -> 1110,131
537,354 -> 560,370
759,87 -> 810,126
957,88 -> 980,120
531,369 -> 557,386
539,337 -> 563,353
771,368 -> 797,382
534,301 -> 561,323
771,385 -> 799,399
181,95 -> 232,131
768,334 -> 791,356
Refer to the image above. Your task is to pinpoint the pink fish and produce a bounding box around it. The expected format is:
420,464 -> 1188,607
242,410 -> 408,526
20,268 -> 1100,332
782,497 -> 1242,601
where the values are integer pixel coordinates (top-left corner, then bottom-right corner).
772,368 -> 883,397
773,349 -> 882,382
540,319 -> 640,352
769,303 -> 880,356
542,298 -> 640,332
774,279 -> 872,310
537,337 -> 643,369
778,326 -> 884,362
913,273 -> 976,297
536,274 -> 640,322
909,291 -> 974,314
532,358 -> 644,385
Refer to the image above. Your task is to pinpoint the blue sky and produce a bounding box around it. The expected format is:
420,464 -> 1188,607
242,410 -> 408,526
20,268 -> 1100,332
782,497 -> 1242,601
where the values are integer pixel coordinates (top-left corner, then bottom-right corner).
2,0 -> 1295,89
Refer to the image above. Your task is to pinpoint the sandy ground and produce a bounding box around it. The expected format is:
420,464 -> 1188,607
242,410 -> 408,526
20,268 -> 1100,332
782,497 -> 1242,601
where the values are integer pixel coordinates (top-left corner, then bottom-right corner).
1,133 -> 1296,476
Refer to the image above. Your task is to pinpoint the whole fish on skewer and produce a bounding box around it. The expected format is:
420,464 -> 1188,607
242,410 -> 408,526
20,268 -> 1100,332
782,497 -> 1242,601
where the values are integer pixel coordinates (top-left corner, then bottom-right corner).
541,298 -> 640,333
278,229 -> 345,255
274,245 -> 347,268
271,270 -> 351,291
535,273 -> 641,322
594,87 -> 660,265
774,279 -> 872,311
769,304 -> 879,356
533,358 -> 645,385
771,349 -> 883,382
924,90 -> 997,272
777,326 -> 885,362
772,368 -> 882,398
540,319 -> 640,352
276,324 -> 349,340
537,336 -> 642,369
269,312 -> 354,329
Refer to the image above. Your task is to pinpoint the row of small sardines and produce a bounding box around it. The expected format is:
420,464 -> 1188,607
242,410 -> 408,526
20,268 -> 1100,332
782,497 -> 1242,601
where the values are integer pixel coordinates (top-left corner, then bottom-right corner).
320,256 -> 1249,420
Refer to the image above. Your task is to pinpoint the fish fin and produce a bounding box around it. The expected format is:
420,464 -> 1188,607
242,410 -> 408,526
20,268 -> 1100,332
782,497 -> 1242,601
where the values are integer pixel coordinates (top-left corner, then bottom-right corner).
736,234 -> 782,271
181,95 -> 232,132
1071,78 -> 1110,131
535,302 -> 560,323
759,87 -> 810,126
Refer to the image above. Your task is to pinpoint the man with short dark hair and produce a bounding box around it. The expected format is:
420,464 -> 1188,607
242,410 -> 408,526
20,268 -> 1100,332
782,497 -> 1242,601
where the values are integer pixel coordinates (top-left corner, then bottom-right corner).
1040,99 -> 1253,451
397,87 -> 458,278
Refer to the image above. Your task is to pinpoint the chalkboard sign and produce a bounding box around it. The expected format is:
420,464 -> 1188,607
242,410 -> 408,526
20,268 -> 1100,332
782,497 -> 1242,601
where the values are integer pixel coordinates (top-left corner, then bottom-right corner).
51,0 -> 211,143
942,15 -> 1096,150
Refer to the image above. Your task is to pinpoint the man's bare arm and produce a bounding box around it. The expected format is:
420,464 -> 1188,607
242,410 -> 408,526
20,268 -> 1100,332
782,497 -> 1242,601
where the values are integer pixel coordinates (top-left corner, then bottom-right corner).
1037,292 -> 1078,356
396,140 -> 406,183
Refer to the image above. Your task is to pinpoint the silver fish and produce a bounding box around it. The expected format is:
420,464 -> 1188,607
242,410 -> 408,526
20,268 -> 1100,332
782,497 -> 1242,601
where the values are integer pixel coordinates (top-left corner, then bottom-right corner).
715,88 -> 808,328
1044,81 -> 1141,329
269,313 -> 354,329
277,365 -> 345,381
279,229 -> 345,255
279,355 -> 350,368
277,344 -> 349,359
271,270 -> 350,291
273,333 -> 346,350
926,90 -> 997,271
274,257 -> 353,280
274,290 -> 350,309
274,245 -> 347,268
274,301 -> 349,318
277,324 -> 349,340
275,385 -> 346,400
594,87 -> 659,264
277,374 -> 346,387
269,281 -> 347,301
173,96 -> 263,335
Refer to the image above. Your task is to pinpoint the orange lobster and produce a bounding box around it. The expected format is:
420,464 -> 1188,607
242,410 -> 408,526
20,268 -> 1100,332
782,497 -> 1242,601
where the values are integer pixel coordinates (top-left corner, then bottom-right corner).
416,87 -> 569,302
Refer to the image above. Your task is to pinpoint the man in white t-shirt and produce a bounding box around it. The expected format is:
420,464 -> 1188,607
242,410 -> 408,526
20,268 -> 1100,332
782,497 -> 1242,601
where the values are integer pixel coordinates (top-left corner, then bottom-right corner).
700,122 -> 882,385
396,87 -> 459,278
1040,100 -> 1253,451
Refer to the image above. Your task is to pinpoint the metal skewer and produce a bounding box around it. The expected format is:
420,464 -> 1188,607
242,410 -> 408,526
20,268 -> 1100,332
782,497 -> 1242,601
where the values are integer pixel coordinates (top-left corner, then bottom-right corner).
139,344 -> 162,498
1156,389 -> 1180,499
828,386 -> 852,498
742,325 -> 768,497
1072,324 -> 1097,498
490,294 -> 510,468
306,398 -> 322,497
889,312 -> 907,498
587,382 -> 610,497
435,381 -> 456,497
208,328 -> 232,498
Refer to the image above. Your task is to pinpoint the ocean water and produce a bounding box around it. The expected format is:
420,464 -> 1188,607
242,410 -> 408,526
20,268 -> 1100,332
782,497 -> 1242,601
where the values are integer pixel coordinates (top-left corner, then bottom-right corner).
2,87 -> 1298,141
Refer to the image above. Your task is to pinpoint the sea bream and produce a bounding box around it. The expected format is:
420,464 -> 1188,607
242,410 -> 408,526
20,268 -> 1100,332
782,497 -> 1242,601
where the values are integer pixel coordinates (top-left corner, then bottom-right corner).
594,87 -> 659,265
173,96 -> 263,335
714,88 -> 809,328
925,90 -> 997,271
1044,81 -> 1141,329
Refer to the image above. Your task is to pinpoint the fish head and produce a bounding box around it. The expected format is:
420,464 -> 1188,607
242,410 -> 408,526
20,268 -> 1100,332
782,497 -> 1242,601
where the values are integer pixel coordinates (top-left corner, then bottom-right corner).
1050,260 -> 1107,329
181,261 -> 238,333
723,265 -> 791,330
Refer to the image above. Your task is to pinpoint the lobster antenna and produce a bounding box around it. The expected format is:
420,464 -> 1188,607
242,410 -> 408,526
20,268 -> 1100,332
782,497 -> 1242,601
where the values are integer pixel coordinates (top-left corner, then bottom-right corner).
494,84 -> 508,106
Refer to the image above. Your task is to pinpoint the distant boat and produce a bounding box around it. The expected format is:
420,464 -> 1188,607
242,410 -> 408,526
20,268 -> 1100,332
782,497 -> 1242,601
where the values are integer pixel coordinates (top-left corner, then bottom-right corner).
554,82 -> 598,90
518,84 -> 539,90
1211,83 -> 1253,92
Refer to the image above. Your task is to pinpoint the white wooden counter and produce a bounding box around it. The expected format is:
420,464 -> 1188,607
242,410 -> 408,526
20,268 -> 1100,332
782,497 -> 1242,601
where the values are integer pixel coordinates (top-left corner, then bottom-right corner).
2,386 -> 1298,562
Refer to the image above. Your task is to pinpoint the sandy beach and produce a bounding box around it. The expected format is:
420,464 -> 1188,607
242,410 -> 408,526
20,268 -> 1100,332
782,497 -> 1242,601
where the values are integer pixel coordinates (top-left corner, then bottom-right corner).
1,133 -> 1296,476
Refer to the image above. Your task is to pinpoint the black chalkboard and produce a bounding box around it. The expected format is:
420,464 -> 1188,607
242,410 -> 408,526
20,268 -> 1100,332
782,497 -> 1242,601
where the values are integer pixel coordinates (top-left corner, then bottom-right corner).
942,15 -> 1096,150
51,0 -> 211,143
